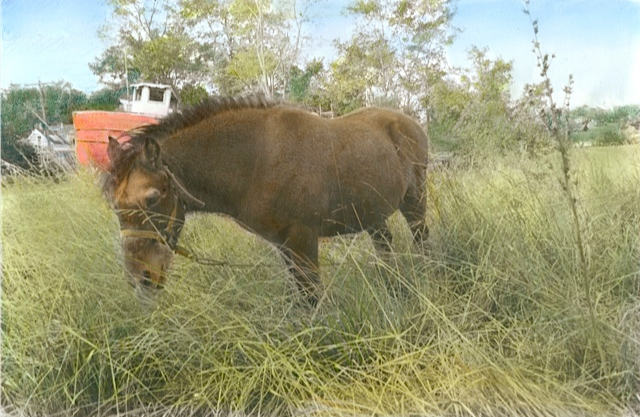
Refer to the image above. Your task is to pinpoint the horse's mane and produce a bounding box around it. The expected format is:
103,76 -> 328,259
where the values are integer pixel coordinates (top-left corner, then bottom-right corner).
130,94 -> 277,143
102,94 -> 277,197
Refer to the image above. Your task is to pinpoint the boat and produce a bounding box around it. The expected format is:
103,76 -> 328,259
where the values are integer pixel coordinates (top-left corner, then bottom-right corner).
72,82 -> 178,170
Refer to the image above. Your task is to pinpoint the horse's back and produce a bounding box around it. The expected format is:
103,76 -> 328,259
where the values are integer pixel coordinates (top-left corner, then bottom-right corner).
248,106 -> 428,236
336,107 -> 428,162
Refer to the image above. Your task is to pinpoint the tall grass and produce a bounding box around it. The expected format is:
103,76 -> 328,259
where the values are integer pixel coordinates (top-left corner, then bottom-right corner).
2,146 -> 639,416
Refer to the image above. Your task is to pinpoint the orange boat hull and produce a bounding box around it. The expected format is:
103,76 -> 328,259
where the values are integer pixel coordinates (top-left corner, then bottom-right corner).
72,111 -> 158,170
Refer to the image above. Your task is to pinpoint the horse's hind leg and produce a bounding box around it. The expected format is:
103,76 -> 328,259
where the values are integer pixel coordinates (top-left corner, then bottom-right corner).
279,223 -> 321,306
370,226 -> 393,254
370,222 -> 413,298
400,182 -> 428,244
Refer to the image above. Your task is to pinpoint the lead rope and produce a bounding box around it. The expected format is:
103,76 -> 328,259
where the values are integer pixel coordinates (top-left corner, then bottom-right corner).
126,166 -> 334,270
163,166 -> 279,268
163,166 -> 205,208
173,244 -> 281,268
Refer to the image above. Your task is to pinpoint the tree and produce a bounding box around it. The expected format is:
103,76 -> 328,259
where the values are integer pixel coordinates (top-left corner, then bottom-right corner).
91,0 -> 209,96
86,87 -> 128,111
326,32 -> 395,114
288,59 -> 323,104
179,0 -> 242,94
428,47 -> 551,157
179,0 -> 311,98
322,0 -> 455,117
1,83 -> 92,167
0,83 -> 129,168
94,0 -> 312,100
1,86 -> 41,167
179,83 -> 209,105
90,45 -> 135,89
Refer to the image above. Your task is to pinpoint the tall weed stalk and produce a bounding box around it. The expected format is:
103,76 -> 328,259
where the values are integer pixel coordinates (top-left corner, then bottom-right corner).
523,1 -> 602,363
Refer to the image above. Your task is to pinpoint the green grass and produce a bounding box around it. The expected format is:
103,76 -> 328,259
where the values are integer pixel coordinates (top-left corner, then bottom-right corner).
570,123 -> 627,146
2,146 -> 640,416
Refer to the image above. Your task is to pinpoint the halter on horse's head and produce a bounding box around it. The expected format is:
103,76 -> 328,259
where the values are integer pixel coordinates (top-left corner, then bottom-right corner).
104,135 -> 203,298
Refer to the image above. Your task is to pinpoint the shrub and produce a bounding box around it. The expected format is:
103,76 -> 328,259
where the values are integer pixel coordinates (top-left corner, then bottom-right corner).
429,49 -> 552,159
595,124 -> 626,146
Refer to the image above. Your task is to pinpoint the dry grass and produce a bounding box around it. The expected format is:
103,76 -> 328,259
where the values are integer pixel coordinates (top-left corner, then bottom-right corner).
2,146 -> 639,416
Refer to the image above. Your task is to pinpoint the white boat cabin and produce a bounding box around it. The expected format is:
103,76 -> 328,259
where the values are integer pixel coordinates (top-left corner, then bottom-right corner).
120,83 -> 178,117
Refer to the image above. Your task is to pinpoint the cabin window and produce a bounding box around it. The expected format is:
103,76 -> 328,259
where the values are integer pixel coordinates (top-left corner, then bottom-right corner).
149,88 -> 165,102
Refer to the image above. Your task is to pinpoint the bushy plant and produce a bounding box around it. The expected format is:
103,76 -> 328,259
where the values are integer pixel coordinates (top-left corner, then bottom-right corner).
179,84 -> 209,106
429,48 -> 551,159
595,124 -> 626,146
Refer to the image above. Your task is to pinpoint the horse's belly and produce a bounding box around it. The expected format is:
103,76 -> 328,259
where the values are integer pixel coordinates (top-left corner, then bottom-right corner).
319,185 -> 403,236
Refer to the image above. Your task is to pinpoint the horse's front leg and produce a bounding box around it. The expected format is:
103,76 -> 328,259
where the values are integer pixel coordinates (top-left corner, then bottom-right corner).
279,223 -> 321,306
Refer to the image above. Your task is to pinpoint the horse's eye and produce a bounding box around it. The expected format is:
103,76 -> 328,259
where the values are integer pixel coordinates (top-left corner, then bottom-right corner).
145,190 -> 161,208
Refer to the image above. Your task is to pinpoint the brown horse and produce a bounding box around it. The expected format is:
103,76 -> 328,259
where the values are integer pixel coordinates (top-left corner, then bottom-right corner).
103,96 -> 429,305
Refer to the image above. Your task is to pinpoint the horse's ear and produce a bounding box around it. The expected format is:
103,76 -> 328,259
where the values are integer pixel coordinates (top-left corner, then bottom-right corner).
107,136 -> 121,162
142,137 -> 161,168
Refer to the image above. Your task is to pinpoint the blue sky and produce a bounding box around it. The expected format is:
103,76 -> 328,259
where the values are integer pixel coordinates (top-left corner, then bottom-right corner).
2,0 -> 639,107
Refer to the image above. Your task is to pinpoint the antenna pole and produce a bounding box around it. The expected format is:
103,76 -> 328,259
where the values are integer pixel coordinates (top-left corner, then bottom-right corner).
123,46 -> 130,100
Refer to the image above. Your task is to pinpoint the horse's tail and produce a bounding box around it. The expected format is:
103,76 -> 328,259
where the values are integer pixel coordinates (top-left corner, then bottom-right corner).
388,115 -> 429,241
387,115 -> 429,178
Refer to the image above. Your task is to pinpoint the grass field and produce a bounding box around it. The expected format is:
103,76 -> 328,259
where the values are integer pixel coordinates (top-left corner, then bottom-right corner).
2,145 -> 639,416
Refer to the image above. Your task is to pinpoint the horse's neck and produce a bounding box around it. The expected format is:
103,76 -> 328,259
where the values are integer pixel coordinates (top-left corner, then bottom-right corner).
160,129 -> 252,217
163,158 -> 234,216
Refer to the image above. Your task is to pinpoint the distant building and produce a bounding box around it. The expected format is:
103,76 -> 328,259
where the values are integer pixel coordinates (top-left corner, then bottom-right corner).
20,123 -> 75,170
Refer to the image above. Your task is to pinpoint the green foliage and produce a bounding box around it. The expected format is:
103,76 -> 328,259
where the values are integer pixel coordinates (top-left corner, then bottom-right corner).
3,147 -> 639,415
571,124 -> 626,146
42,84 -> 88,124
429,47 -> 549,158
229,0 -> 272,22
179,0 -> 220,20
89,46 -> 130,89
91,0 -> 209,91
596,125 -> 626,145
347,0 -> 381,15
319,0 -> 454,116
1,87 -> 40,167
571,104 -> 640,126
85,87 -> 125,111
0,83 -> 88,167
130,33 -> 206,87
1,84 -> 129,167
323,34 -> 393,114
94,0 -> 306,98
225,48 -> 277,85
569,105 -> 640,146
287,60 -> 323,103
1,87 -> 41,139
93,0 -> 454,108
179,83 -> 209,106
223,0 -> 303,97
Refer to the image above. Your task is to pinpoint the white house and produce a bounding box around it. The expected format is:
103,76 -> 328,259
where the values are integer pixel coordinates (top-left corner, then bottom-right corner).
24,124 -> 73,151
21,124 -> 75,169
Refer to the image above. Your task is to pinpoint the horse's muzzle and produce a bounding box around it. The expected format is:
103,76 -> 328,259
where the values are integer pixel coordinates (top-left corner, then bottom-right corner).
122,236 -> 173,291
